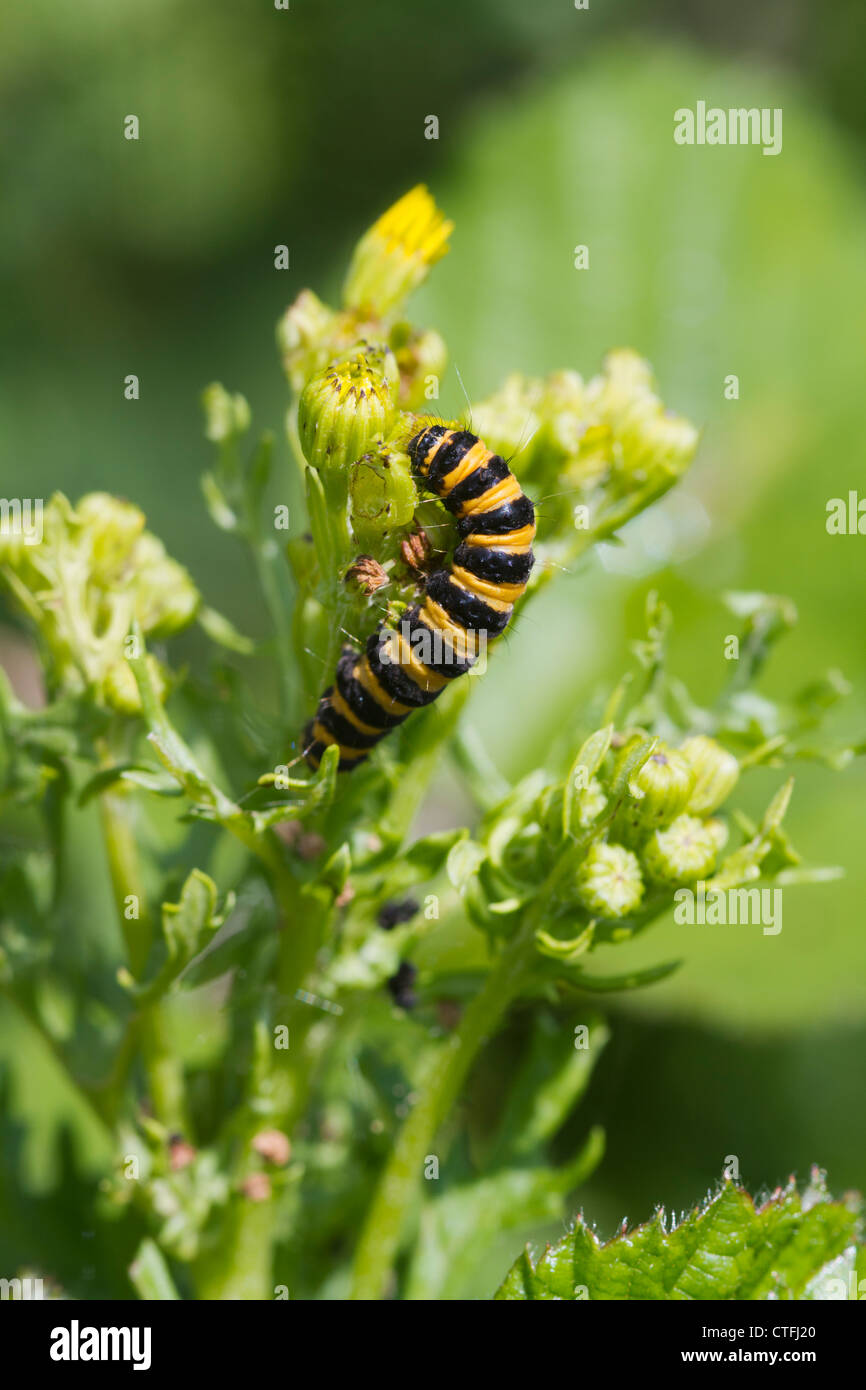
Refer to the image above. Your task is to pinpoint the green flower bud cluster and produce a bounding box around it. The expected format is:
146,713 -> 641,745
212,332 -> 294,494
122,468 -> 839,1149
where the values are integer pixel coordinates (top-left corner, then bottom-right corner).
0,492 -> 199,703
201,382 -> 251,444
469,350 -> 699,540
575,735 -> 740,918
100,1120 -> 229,1263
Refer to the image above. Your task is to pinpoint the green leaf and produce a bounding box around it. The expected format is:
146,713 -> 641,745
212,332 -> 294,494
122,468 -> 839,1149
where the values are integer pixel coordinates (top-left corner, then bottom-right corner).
161,870 -> 224,963
250,743 -> 339,828
406,1128 -> 604,1301
178,913 -> 273,992
562,725 -> 612,840
119,869 -> 233,1002
127,630 -> 241,821
711,778 -> 794,890
197,605 -> 255,654
128,1238 -> 180,1301
201,471 -> 239,532
446,838 -> 486,892
77,762 -> 183,804
320,841 -> 351,894
495,1172 -> 861,1300
489,1011 -> 609,1164
405,828 -> 467,878
77,763 -> 152,806
534,923 -> 595,963
558,958 -> 682,994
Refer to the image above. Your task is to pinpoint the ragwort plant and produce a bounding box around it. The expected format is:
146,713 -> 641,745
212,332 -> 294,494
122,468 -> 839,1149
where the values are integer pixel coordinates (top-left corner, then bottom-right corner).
1,188 -> 863,1301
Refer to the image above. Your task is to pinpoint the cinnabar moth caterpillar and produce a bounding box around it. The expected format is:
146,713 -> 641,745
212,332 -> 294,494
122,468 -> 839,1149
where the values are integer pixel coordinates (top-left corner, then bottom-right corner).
303,426 -> 536,772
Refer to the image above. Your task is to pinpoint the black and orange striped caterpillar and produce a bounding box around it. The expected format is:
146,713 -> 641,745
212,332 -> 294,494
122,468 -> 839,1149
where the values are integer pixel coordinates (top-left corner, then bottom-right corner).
303,425 -> 536,772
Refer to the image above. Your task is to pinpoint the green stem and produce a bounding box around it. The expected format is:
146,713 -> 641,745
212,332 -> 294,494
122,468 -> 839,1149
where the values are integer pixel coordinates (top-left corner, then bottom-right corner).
192,865 -> 333,1302
350,843 -> 581,1300
97,781 -> 189,1133
192,1194 -> 276,1301
272,874 -> 335,1128
98,786 -> 152,978
349,922 -> 536,1300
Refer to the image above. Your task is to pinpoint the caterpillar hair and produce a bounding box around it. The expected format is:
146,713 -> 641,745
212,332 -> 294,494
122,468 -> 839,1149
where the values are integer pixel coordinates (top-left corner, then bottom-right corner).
303,425 -> 536,772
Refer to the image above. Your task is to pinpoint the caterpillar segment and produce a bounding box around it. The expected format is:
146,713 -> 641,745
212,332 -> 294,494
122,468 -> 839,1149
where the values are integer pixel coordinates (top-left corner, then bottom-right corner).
303,426 -> 536,772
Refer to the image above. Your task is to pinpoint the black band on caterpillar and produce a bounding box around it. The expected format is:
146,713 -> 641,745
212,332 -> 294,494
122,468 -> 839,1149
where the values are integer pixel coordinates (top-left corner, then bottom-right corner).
303,426 -> 536,772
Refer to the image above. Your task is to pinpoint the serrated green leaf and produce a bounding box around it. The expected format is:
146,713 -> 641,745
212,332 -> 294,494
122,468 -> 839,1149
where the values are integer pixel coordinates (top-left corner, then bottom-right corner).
119,869 -> 233,1003
495,1173 -> 861,1300
127,631 -> 240,821
251,743 -> 340,828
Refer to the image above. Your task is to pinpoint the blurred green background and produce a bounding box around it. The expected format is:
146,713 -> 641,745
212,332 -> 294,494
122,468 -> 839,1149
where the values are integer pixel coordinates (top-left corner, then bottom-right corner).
2,0 -> 866,1291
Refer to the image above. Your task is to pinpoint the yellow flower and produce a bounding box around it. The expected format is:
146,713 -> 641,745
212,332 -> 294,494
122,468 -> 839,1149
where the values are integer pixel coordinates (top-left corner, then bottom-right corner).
343,185 -> 454,316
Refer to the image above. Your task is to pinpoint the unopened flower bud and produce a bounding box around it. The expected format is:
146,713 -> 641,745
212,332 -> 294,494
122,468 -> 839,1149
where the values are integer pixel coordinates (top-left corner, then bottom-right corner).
252,1128 -> 291,1167
201,382 -> 251,443
471,373 -> 546,474
343,185 -> 453,317
277,289 -> 338,392
133,535 -> 200,637
240,1173 -> 272,1203
390,323 -> 448,409
0,529 -> 25,567
593,349 -> 655,406
679,735 -> 740,815
587,351 -> 698,486
619,404 -> 698,484
612,738 -> 695,844
399,527 -> 433,573
168,1137 -> 197,1172
298,345 -> 398,474
576,841 -> 644,919
642,813 -> 724,887
76,493 -> 145,581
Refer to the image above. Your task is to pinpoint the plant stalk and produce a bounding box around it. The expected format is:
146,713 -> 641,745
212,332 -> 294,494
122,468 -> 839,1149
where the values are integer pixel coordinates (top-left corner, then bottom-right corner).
349,920 -> 537,1299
